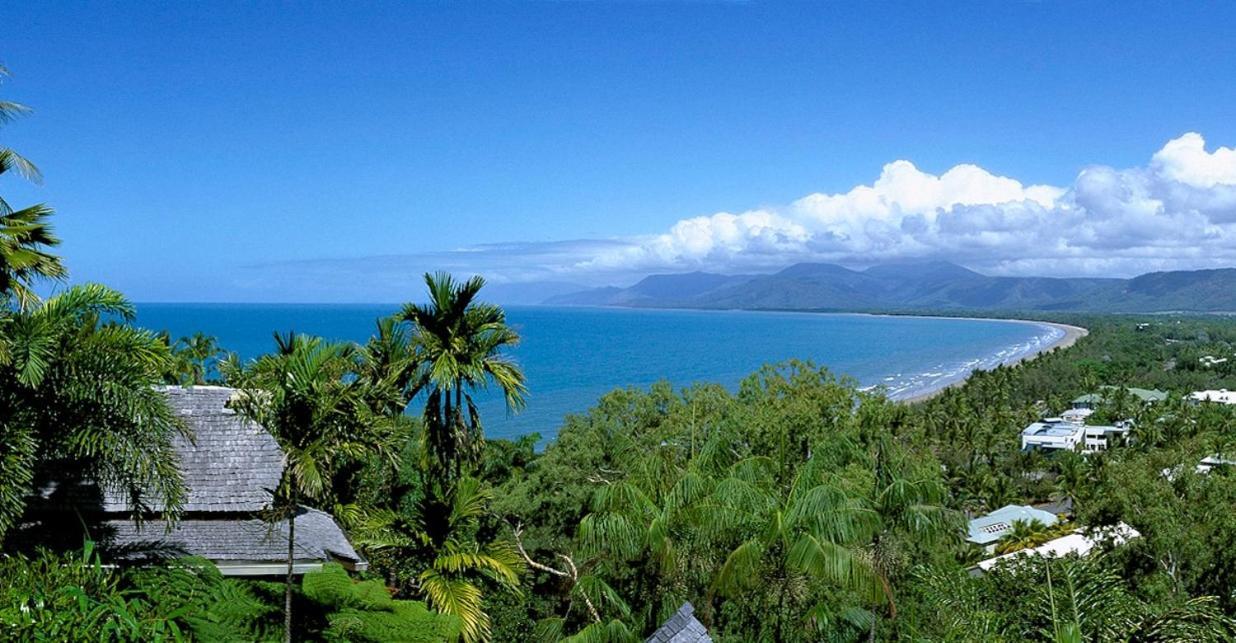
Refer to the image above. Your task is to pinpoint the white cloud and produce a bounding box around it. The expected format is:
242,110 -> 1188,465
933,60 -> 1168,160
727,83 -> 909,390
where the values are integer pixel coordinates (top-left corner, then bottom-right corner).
581,132 -> 1236,278
249,132 -> 1236,299
1151,132 -> 1236,188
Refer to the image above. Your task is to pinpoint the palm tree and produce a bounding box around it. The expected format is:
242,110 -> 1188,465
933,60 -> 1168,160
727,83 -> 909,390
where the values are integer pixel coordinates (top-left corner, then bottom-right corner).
710,461 -> 886,640
995,518 -> 1054,555
666,456 -> 884,640
914,556 -> 1236,641
1052,451 -> 1089,515
350,291 -> 527,642
355,314 -> 418,416
401,272 -> 526,481
1,66 -> 66,309
0,284 -> 186,540
227,333 -> 390,643
351,476 -> 523,643
865,437 -> 959,637
0,64 -> 41,190
163,331 -> 224,385
577,463 -> 712,629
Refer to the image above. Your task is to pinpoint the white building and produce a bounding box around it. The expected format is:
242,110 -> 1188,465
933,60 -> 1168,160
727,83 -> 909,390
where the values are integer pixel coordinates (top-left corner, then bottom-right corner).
1189,389 -> 1236,405
1197,455 -> 1236,473
972,523 -> 1140,574
1160,455 -> 1236,481
1021,416 -> 1130,453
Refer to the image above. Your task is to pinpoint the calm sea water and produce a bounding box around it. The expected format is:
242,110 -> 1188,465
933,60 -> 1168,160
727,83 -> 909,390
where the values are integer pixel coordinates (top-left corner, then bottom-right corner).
135,304 -> 1060,442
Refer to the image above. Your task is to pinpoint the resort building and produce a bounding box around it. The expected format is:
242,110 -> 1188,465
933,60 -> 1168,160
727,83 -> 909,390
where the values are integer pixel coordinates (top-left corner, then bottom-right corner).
1020,416 -> 1130,453
1163,455 -> 1236,480
1197,455 -> 1236,473
36,386 -> 366,576
1071,386 -> 1168,409
966,505 -> 1059,554
971,523 -> 1140,575
1189,389 -> 1236,405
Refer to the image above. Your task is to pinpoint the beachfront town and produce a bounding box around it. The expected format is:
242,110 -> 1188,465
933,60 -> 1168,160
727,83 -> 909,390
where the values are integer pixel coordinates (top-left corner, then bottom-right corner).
963,373 -> 1236,578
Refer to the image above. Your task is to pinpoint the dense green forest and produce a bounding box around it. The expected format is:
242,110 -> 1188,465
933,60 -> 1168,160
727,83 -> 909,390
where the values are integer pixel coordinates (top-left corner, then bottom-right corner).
6,66 -> 1236,641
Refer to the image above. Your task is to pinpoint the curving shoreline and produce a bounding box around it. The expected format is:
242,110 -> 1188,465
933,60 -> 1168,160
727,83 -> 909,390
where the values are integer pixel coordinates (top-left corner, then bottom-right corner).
566,306 -> 1090,406
896,319 -> 1088,404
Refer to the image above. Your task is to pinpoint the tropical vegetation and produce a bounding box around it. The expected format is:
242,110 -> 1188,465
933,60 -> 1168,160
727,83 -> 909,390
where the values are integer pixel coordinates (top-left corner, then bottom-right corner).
6,63 -> 1236,642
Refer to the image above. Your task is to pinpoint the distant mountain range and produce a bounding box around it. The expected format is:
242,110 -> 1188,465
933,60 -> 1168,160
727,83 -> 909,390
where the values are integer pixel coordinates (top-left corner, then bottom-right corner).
542,261 -> 1236,313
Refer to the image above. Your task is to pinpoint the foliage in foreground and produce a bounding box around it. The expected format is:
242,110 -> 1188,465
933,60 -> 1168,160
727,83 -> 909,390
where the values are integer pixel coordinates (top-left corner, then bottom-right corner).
909,555 -> 1236,642
0,543 -> 275,641
302,562 -> 461,642
0,285 -> 186,541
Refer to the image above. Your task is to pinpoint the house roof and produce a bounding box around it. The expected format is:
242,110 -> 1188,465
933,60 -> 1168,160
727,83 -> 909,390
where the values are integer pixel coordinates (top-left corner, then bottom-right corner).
100,386 -> 283,513
104,506 -> 365,574
1073,387 -> 1168,405
1032,498 -> 1074,518
93,386 -> 364,575
1126,387 -> 1169,402
1190,389 -> 1236,404
966,504 -> 1059,545
646,603 -> 711,643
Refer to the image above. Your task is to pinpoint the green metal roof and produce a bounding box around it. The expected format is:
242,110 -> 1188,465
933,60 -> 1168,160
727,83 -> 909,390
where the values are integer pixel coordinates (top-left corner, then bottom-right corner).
1073,386 -> 1168,405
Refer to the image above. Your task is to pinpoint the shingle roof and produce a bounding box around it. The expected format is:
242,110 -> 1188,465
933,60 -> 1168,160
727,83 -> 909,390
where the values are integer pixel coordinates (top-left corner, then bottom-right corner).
104,507 -> 363,565
646,603 -> 711,643
99,386 -> 284,513
92,386 -> 364,572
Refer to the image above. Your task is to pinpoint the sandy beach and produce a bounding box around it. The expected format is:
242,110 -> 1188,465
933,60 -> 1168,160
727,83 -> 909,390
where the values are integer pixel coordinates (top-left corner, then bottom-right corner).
898,319 -> 1089,404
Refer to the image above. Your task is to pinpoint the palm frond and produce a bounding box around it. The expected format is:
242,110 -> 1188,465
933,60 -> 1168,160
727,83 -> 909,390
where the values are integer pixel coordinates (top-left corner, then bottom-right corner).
418,569 -> 489,643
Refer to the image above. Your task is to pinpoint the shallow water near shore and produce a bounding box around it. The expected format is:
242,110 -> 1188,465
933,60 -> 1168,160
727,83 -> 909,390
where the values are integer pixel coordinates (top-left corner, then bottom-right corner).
135,304 -> 1061,443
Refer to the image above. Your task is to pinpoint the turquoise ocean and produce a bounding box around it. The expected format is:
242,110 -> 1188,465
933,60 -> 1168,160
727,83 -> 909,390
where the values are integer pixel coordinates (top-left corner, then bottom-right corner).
135,305 -> 1061,442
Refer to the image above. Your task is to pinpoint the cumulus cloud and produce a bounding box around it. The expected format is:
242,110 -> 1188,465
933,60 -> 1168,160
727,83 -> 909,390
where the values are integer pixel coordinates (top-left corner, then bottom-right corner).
247,132 -> 1236,301
581,132 -> 1236,277
1152,132 -> 1236,188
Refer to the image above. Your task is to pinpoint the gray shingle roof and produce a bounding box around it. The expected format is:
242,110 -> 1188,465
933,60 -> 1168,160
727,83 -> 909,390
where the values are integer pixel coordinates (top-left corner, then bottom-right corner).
100,386 -> 283,513
646,603 -> 711,643
93,386 -> 364,572
105,507 -> 363,565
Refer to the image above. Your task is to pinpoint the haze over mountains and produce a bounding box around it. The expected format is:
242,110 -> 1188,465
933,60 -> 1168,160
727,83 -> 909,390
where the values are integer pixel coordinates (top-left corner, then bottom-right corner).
543,261 -> 1236,313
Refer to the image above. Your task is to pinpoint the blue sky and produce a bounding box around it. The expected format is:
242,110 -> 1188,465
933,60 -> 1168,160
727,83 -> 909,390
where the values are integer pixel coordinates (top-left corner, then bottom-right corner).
4,2 -> 1236,302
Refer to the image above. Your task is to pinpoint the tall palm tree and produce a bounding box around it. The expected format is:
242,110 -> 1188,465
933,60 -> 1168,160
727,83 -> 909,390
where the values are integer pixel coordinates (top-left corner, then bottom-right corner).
227,333 -> 390,643
865,437 -> 959,637
401,272 -> 526,480
1,65 -> 66,309
350,302 -> 527,643
1052,451 -> 1089,515
709,457 -> 887,640
0,284 -> 186,540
